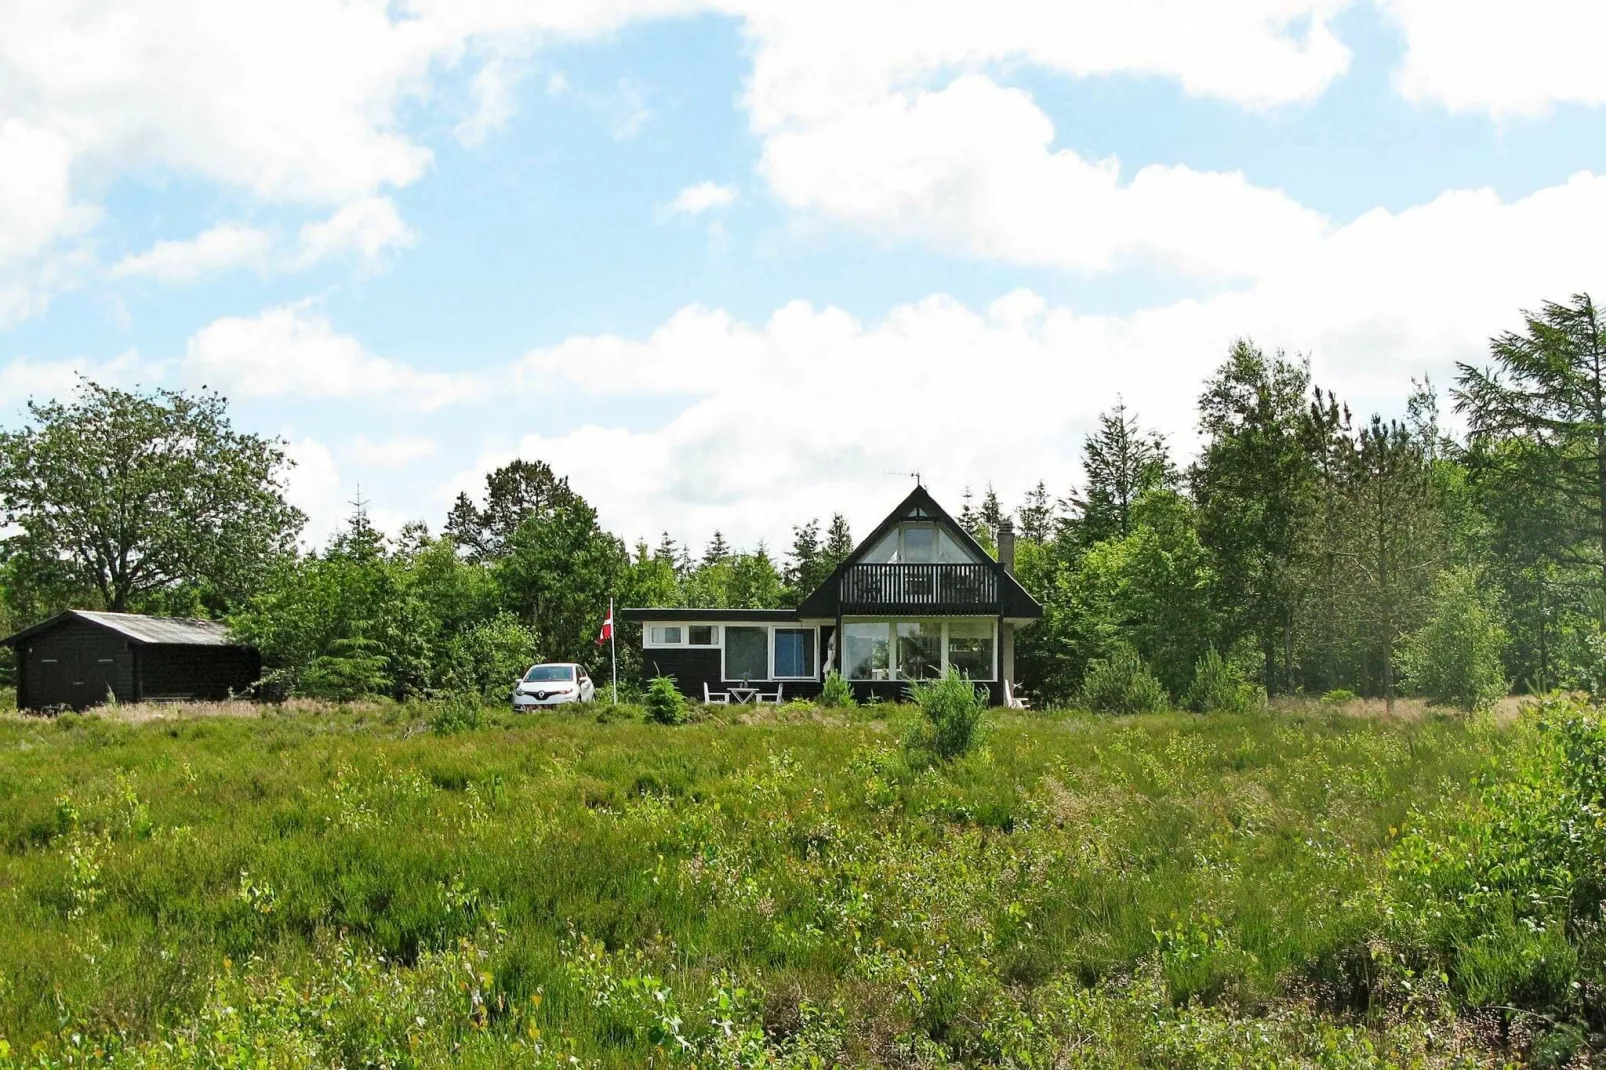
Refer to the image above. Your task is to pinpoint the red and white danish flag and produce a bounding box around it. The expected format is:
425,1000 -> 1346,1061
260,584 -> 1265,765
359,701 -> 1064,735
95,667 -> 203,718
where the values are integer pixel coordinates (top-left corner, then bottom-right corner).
596,604 -> 613,646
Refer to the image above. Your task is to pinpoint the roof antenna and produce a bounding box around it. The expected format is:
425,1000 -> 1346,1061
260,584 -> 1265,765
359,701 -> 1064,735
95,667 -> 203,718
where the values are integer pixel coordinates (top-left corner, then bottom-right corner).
884,470 -> 922,486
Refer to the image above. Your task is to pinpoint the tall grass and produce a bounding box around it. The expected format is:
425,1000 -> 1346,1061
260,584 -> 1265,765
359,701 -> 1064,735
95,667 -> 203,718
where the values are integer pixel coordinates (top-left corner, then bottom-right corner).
0,697 -> 1539,1065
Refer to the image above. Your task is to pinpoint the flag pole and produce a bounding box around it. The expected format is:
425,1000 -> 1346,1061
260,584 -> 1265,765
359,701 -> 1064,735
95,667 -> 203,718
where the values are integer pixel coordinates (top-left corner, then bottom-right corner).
609,596 -> 617,704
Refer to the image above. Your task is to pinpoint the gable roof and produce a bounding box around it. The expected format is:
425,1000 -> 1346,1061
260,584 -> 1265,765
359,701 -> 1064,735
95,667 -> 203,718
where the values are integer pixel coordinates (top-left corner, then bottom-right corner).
1,610 -> 239,648
797,485 -> 1043,619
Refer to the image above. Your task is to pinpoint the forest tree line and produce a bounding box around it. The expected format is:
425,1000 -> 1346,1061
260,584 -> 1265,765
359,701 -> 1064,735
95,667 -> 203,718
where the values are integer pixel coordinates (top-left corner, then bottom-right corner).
2,293 -> 1604,708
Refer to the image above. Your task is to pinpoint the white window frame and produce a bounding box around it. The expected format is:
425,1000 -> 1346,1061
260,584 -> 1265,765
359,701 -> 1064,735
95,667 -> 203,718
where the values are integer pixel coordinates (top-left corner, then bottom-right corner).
771,627 -> 818,680
644,624 -> 686,648
840,617 -> 997,681
641,621 -> 820,681
863,522 -> 983,566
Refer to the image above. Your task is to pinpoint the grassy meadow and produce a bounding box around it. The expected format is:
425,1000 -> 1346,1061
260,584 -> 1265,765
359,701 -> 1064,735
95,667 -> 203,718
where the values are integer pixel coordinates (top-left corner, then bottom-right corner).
0,697 -> 1598,1067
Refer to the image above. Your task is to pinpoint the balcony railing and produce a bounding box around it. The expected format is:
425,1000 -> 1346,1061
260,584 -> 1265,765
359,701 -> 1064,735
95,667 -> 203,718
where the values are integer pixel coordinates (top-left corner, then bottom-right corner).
840,563 -> 998,614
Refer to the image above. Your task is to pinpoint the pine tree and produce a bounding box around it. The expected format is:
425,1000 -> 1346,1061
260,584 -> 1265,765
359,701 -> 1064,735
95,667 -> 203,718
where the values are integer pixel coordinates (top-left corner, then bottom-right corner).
979,485 -> 1005,536
704,530 -> 731,566
1456,293 -> 1606,601
785,518 -> 825,596
1074,399 -> 1173,546
1334,416 -> 1441,712
958,487 -> 985,543
1016,481 -> 1055,543
824,514 -> 853,570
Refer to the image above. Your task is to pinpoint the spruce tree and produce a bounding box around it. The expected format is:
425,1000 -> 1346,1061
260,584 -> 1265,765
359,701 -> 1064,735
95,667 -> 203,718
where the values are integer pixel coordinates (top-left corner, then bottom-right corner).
824,514 -> 853,570
703,530 -> 731,566
1016,481 -> 1055,543
1074,399 -> 1173,547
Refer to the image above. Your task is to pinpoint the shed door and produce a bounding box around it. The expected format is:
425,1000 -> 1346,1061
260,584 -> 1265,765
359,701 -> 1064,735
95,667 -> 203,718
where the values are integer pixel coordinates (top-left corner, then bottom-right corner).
73,653 -> 119,708
34,654 -> 64,708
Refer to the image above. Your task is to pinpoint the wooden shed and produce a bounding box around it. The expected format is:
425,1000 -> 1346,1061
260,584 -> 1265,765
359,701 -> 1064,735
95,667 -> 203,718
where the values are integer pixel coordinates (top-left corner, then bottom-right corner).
2,611 -> 260,711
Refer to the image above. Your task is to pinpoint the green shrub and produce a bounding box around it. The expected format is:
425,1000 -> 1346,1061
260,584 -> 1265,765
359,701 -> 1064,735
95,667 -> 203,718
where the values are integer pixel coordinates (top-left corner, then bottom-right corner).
1184,647 -> 1257,713
1388,702 -> 1606,1027
819,670 -> 856,708
429,692 -> 485,735
1396,567 -> 1509,712
300,629 -> 389,701
644,675 -> 687,725
1319,688 -> 1359,707
905,666 -> 988,761
443,612 -> 538,699
1082,644 -> 1168,714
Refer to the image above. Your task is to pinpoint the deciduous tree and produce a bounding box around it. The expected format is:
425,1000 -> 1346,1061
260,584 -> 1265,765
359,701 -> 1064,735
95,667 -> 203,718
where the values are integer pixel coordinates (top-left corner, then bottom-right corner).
0,380 -> 302,615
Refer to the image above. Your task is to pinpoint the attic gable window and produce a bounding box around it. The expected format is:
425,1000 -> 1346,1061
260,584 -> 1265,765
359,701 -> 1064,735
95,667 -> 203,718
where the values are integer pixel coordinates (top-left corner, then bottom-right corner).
862,523 -> 977,565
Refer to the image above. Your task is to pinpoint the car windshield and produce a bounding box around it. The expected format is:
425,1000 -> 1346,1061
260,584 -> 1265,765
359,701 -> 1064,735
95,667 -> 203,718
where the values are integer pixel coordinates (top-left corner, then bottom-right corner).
524,665 -> 575,683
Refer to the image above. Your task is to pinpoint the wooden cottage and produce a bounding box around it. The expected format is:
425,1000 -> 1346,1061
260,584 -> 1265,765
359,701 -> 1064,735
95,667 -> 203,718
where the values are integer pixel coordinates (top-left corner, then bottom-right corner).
623,486 -> 1043,705
3,611 -> 260,711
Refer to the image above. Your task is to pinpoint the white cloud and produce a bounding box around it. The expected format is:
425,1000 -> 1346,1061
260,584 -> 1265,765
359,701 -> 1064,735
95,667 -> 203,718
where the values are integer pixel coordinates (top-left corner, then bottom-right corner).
294,196 -> 416,267
455,53 -> 525,146
109,197 -> 414,285
510,171 -> 1606,550
668,182 -> 738,216
111,223 -> 274,281
349,434 -> 439,468
0,0 -> 1365,322
1382,0 -> 1606,116
182,302 -> 486,411
736,1 -> 1352,133
280,437 -> 345,548
0,350 -> 160,413
762,74 -> 1327,281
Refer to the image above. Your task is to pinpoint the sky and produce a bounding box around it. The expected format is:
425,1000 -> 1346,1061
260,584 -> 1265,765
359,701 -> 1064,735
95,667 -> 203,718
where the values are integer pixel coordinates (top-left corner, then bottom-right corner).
4,0 -> 1606,555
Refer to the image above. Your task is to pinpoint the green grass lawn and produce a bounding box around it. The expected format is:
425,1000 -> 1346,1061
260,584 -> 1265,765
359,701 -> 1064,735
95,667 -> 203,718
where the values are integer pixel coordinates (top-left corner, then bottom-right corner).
0,702 -> 1541,1066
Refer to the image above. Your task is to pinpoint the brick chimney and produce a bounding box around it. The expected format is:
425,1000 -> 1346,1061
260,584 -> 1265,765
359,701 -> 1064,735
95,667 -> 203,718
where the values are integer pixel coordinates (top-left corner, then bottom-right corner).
997,518 -> 1015,576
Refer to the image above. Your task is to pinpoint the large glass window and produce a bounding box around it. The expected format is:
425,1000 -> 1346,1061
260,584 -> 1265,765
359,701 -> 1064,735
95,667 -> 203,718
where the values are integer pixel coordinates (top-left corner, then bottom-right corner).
946,620 -> 995,680
844,622 -> 891,680
897,620 -> 943,680
725,627 -> 768,681
773,629 -> 815,678
862,523 -> 981,564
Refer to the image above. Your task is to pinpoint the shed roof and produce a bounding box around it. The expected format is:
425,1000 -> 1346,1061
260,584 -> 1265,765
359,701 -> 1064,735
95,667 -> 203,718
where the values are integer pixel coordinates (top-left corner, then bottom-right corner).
1,610 -> 238,648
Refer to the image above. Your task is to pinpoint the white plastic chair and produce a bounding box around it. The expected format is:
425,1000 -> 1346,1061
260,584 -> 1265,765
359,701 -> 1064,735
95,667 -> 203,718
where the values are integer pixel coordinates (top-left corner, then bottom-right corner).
761,683 -> 784,705
704,682 -> 730,705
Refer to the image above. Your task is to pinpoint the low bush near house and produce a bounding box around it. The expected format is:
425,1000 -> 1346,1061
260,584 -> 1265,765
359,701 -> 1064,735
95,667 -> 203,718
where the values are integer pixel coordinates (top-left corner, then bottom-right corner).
1082,643 -> 1168,713
905,666 -> 987,761
644,675 -> 687,725
818,670 -> 855,708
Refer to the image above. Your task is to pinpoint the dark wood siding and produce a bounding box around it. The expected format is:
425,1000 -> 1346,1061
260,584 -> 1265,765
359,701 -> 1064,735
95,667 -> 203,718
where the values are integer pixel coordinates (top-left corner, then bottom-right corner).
641,647 -> 826,702
138,645 -> 260,701
14,620 -> 259,710
642,647 -> 723,698
19,620 -> 133,710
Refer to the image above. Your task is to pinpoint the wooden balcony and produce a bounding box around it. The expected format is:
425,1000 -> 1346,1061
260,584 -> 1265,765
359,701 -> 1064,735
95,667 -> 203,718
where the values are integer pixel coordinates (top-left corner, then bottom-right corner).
839,563 -> 998,615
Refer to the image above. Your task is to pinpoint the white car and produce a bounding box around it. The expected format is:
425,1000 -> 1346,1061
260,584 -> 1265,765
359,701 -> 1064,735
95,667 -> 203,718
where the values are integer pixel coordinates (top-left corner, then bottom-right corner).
512,663 -> 594,710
